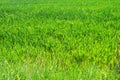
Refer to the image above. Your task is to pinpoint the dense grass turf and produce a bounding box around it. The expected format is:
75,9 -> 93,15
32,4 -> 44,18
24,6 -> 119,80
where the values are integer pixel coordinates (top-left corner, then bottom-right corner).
0,0 -> 120,79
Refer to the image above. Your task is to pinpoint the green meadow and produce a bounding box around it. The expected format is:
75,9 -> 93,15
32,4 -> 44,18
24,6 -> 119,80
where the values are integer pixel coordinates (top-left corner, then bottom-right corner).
0,0 -> 120,79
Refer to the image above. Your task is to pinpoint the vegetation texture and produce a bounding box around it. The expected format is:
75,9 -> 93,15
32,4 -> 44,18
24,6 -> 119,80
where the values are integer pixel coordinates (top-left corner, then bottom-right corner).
0,0 -> 120,80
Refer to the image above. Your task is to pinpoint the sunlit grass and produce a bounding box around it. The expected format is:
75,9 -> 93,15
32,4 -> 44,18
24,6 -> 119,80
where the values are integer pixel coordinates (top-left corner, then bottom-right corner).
0,0 -> 120,79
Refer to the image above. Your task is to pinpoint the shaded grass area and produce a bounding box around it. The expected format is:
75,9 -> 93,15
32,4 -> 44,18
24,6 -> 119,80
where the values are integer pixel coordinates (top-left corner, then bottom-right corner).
0,0 -> 120,79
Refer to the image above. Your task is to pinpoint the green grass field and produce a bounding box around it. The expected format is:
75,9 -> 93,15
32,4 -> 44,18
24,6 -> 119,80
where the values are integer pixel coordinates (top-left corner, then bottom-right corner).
0,0 -> 120,79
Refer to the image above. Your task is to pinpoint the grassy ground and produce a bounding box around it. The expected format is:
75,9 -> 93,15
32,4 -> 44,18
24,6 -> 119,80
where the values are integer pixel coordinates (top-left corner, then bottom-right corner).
0,0 -> 120,80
